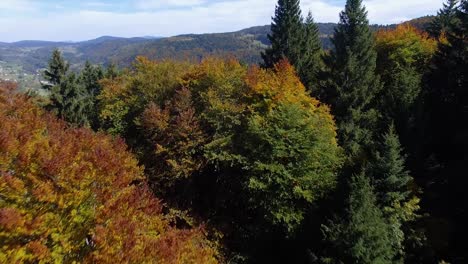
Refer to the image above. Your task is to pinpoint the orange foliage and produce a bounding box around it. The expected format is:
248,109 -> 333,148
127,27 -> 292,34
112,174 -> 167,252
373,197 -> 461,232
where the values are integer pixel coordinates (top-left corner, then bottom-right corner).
141,87 -> 208,186
376,24 -> 437,66
0,84 -> 218,263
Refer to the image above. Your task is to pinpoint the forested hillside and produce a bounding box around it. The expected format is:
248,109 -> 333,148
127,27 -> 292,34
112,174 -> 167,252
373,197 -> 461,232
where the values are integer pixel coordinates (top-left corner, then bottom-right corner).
0,18 -> 430,82
1,0 -> 464,263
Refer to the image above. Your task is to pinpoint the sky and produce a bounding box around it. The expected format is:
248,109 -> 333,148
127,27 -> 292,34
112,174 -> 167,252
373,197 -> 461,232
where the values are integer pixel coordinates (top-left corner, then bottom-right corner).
0,0 -> 443,42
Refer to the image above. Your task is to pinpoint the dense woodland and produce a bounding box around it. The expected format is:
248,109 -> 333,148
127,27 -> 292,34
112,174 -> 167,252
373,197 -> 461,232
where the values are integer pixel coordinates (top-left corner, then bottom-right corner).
0,0 -> 466,263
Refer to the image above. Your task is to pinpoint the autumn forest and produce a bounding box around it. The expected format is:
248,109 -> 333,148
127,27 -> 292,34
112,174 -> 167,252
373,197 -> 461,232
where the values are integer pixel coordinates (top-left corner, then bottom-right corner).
0,0 -> 466,263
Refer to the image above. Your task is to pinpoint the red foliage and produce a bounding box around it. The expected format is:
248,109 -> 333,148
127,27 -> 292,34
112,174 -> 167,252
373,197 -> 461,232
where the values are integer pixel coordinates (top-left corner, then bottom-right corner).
0,84 -> 217,263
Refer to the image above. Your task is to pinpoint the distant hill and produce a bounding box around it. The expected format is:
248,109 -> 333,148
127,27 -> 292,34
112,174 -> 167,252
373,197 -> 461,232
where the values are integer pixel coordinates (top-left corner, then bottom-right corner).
405,16 -> 436,30
0,17 -> 436,89
0,22 -> 353,74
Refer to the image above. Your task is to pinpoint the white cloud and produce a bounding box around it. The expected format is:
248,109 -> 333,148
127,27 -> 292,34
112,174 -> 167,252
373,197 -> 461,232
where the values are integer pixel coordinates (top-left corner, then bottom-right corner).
0,0 -> 443,42
134,0 -> 208,9
0,0 -> 36,12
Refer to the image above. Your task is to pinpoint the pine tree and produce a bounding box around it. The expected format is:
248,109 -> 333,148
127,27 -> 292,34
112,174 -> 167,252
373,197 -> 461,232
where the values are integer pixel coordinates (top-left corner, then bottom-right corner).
43,49 -> 69,89
323,172 -> 395,264
299,11 -> 323,91
321,0 -> 381,161
427,0 -> 460,38
261,0 -> 304,70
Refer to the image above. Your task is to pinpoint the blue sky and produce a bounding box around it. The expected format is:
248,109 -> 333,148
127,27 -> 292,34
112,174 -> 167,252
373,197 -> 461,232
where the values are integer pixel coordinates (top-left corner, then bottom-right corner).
0,0 -> 443,42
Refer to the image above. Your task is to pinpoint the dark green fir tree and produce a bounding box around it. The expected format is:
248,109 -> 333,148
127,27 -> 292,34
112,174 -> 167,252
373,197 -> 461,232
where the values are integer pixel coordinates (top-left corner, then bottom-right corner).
323,172 -> 395,264
50,73 -> 90,126
369,124 -> 418,261
299,11 -> 323,92
43,49 -> 69,89
321,0 -> 381,162
261,0 -> 304,70
80,61 -> 104,129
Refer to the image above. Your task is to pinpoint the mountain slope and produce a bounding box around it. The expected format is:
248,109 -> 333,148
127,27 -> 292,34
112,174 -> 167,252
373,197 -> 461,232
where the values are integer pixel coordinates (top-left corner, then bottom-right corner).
0,17 -> 435,89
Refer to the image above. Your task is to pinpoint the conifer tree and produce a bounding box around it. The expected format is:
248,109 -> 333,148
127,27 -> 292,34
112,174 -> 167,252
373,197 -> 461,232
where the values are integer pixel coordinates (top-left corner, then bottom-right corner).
299,11 -> 323,91
323,172 -> 395,264
321,0 -> 381,160
427,0 -> 460,38
369,125 -> 419,260
50,73 -> 90,126
80,61 -> 104,129
371,125 -> 412,207
261,0 -> 304,70
80,61 -> 103,97
43,49 -> 69,89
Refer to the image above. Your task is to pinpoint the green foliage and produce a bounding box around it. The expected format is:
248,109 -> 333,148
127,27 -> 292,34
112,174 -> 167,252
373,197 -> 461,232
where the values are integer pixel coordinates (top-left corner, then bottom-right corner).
323,172 -> 395,264
238,62 -> 342,231
321,0 -> 381,162
368,125 -> 420,260
99,58 -> 342,260
80,61 -> 104,129
43,52 -> 105,128
261,0 -> 304,69
299,11 -> 324,91
261,1 -> 323,91
49,73 -> 92,126
375,24 -> 437,136
99,57 -> 191,138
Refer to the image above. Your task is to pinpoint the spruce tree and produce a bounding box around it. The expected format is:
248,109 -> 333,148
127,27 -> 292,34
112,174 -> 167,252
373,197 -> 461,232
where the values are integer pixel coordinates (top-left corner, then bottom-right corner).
427,0 -> 460,38
323,172 -> 395,264
371,125 -> 412,207
321,0 -> 381,161
80,61 -> 104,129
261,0 -> 304,70
369,124 -> 418,261
299,11 -> 323,91
50,73 -> 90,126
43,49 -> 69,89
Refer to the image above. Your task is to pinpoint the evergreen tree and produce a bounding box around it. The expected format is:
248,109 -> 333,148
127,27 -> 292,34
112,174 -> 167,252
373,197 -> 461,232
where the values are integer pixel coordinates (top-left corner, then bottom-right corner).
323,172 -> 395,264
80,61 -> 104,129
427,0 -> 460,38
50,73 -> 90,126
321,0 -> 381,161
371,125 -> 412,207
299,11 -> 323,91
369,125 -> 419,261
80,61 -> 104,97
43,49 -> 69,89
261,0 -> 304,70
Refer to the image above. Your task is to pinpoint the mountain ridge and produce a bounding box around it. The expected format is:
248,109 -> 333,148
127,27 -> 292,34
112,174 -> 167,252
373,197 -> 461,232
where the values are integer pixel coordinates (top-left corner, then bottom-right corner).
0,16 -> 435,89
